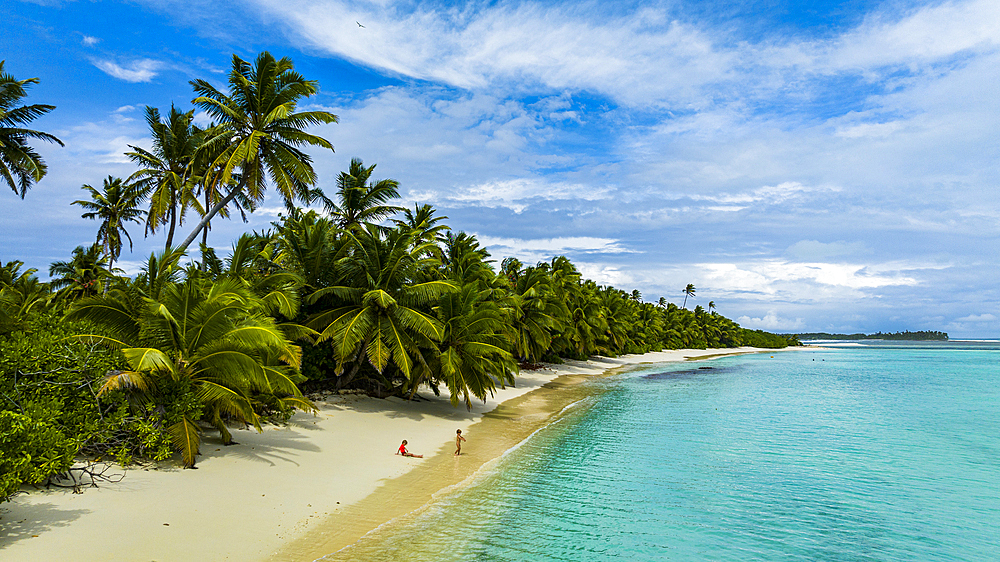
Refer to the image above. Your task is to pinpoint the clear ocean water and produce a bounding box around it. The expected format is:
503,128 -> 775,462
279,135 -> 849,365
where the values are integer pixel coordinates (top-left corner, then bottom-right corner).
329,342 -> 1000,561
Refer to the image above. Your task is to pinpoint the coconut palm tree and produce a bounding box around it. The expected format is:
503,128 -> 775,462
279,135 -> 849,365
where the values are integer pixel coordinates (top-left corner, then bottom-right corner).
501,264 -> 562,363
441,231 -> 494,286
0,61 -> 64,198
682,283 -> 696,309
175,52 -> 339,252
708,301 -> 715,314
429,283 -> 517,409
394,203 -> 449,247
306,224 -> 453,390
272,208 -> 346,293
72,175 -> 147,270
320,158 -> 404,231
189,121 -> 257,253
223,231 -> 304,320
49,244 -> 111,301
127,105 -> 201,249
0,260 -> 50,333
67,273 -> 311,467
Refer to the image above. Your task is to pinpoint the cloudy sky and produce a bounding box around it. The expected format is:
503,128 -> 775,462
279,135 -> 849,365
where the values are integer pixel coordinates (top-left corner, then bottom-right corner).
3,0 -> 998,337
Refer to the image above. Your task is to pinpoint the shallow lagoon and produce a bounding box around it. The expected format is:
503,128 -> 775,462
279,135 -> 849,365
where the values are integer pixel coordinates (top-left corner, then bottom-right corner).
326,342 -> 1000,561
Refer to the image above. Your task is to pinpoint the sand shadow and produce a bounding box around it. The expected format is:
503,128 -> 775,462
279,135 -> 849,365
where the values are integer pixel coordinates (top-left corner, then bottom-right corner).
198,429 -> 323,468
0,501 -> 90,549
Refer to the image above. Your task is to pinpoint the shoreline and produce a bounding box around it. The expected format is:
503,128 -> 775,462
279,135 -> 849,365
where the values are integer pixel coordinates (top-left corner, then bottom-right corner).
0,347 -> 780,561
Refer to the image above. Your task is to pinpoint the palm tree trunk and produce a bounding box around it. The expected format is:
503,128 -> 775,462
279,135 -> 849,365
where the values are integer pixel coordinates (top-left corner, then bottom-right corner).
175,176 -> 245,252
336,333 -> 373,390
165,196 -> 177,249
406,350 -> 433,400
105,254 -> 114,295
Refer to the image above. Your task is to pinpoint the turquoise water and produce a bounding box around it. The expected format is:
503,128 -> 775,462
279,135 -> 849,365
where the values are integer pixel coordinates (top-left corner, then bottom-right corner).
329,343 -> 1000,561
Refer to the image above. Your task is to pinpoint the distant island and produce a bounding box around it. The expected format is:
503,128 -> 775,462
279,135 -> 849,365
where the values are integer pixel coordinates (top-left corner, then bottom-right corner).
789,331 -> 948,341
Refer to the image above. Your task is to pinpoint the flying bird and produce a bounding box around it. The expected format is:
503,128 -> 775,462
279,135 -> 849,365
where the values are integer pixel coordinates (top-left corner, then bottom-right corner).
357,21 -> 365,28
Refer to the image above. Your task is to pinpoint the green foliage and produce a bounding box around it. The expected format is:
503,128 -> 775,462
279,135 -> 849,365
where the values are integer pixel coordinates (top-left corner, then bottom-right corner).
792,331 -> 945,341
0,312 -> 180,501
67,253 -> 312,467
176,51 -> 339,251
4,51 -> 812,486
0,411 -> 76,502
0,60 -> 65,198
739,329 -> 799,348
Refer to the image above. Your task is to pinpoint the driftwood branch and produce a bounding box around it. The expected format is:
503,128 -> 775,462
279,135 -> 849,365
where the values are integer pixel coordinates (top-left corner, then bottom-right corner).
43,461 -> 126,494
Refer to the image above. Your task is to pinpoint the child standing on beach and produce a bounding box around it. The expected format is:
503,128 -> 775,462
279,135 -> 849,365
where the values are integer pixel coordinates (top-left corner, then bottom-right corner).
455,429 -> 466,456
396,440 -> 423,458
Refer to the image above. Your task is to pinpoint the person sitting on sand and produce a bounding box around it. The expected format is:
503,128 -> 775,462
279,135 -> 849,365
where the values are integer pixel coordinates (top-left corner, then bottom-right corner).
455,429 -> 466,456
396,440 -> 423,458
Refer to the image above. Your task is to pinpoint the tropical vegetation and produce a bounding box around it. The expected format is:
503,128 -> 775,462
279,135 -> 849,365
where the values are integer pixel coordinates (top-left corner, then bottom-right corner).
1,51 -> 797,499
0,60 -> 63,198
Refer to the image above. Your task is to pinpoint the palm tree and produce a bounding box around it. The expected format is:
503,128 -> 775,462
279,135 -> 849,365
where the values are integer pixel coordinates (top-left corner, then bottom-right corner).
306,225 -> 453,390
0,61 -> 64,198
0,260 -> 50,333
72,176 -> 147,270
49,244 -> 111,301
272,208 -> 346,292
189,121 -> 257,252
321,158 -> 404,231
657,296 -> 667,308
501,263 -> 562,363
67,273 -> 311,467
708,301 -> 715,314
223,231 -> 304,320
441,231 -> 494,286
127,105 -> 201,249
394,203 -> 449,259
429,283 -> 517,409
682,283 -> 696,309
175,52 -> 339,252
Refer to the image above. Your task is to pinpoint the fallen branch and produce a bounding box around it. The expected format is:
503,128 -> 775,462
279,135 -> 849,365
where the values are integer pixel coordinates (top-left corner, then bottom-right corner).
43,461 -> 126,494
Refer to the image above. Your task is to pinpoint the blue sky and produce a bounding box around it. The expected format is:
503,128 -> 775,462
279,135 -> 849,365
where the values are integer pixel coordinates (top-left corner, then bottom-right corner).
3,0 -> 999,337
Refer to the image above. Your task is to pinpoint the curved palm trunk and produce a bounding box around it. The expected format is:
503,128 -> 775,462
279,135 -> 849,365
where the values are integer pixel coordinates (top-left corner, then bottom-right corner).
336,333 -> 373,390
165,194 -> 177,249
406,350 -> 433,400
176,176 -> 245,252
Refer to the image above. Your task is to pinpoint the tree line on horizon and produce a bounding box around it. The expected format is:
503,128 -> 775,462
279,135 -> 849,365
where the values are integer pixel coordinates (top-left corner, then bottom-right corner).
790,331 -> 948,341
0,53 -> 796,499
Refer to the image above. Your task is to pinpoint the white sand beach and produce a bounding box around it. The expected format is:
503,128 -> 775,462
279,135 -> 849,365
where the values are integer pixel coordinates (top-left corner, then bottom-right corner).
0,348 -> 774,561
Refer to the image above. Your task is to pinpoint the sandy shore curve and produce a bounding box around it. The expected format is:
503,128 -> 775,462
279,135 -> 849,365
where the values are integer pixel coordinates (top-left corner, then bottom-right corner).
0,348 -> 779,561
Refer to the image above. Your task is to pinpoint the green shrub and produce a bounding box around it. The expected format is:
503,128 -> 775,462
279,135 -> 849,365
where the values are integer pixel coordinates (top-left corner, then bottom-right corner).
0,410 -> 77,502
0,312 -> 185,500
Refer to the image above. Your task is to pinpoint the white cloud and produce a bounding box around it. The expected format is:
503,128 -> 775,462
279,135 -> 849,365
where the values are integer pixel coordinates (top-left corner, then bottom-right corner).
954,313 -> 997,322
736,311 -> 805,331
701,260 -> 919,294
93,58 -> 163,82
439,178 -> 611,213
476,235 -> 632,264
834,121 -> 904,139
786,240 -> 865,260
240,0 -> 1000,110
689,182 -> 831,206
249,0 -> 731,105
574,263 -> 634,288
821,0 -> 1000,71
82,35 -> 100,46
